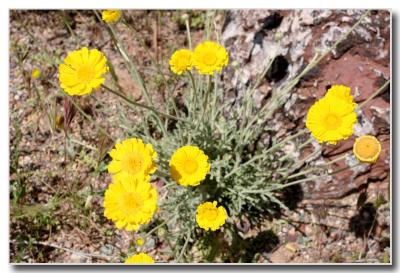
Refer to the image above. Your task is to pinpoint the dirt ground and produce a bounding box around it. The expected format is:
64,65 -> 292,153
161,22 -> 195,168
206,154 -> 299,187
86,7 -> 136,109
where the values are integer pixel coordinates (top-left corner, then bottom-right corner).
9,10 -> 390,263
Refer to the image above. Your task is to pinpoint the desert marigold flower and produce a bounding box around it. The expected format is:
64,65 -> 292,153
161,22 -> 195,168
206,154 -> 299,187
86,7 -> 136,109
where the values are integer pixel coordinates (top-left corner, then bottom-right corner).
353,135 -> 381,163
104,178 -> 158,231
325,84 -> 357,110
59,47 -> 109,96
31,68 -> 41,79
102,10 -> 122,23
124,253 -> 155,264
169,49 -> 193,75
193,41 -> 229,75
108,138 -> 157,182
306,96 -> 357,144
169,145 -> 210,187
196,201 -> 227,231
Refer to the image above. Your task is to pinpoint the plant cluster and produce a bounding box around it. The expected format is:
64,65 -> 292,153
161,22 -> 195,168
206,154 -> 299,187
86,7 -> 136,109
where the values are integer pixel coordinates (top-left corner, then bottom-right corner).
26,9 -> 389,263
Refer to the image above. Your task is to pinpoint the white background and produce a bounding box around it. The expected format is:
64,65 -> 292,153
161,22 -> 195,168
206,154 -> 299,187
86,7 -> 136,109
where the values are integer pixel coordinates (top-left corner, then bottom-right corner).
1,0 -> 398,272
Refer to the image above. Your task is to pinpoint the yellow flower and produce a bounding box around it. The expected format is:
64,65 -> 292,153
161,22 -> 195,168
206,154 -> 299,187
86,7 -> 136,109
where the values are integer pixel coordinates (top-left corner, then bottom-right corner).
353,135 -> 381,163
59,47 -> 109,96
124,253 -> 155,264
196,201 -> 227,231
102,10 -> 122,23
136,237 -> 145,246
169,145 -> 210,187
325,84 -> 357,110
31,68 -> 41,79
108,138 -> 157,182
104,178 -> 158,231
169,49 -> 193,75
193,41 -> 229,75
306,96 -> 357,144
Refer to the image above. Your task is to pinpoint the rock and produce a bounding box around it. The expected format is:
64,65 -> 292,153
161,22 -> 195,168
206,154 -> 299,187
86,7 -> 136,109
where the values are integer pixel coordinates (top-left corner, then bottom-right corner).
100,244 -> 114,256
68,253 -> 90,263
269,243 -> 297,263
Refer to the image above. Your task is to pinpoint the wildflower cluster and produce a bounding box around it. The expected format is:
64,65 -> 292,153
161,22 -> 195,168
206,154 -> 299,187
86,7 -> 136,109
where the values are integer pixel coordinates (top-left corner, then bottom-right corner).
306,85 -> 382,163
54,10 -> 386,263
306,85 -> 357,144
169,41 -> 229,75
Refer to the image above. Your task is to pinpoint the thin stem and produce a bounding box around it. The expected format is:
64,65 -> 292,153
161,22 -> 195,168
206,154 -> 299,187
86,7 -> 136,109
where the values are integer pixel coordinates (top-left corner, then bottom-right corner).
121,15 -> 180,118
203,75 -> 212,118
144,219 -> 169,238
279,137 -> 312,162
184,17 -> 192,50
265,128 -> 308,154
238,56 -> 275,145
358,80 -> 390,109
177,229 -> 191,263
14,239 -> 113,262
211,74 -> 219,130
286,152 -> 348,180
279,147 -> 321,173
102,85 -> 189,124
321,153 -> 349,166
188,71 -> 197,120
69,138 -> 97,151
271,162 -> 362,191
95,10 -> 169,135
224,129 -> 308,179
64,94 -> 114,141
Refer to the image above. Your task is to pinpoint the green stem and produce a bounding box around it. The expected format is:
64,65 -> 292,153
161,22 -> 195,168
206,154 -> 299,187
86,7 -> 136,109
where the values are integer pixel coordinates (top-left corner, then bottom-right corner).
64,94 -> 114,141
121,15 -> 180,118
271,162 -> 362,192
95,10 -> 169,135
188,71 -> 197,120
184,17 -> 192,50
285,151 -> 348,180
202,75 -> 212,119
102,85 -> 189,124
177,229 -> 191,263
358,80 -> 390,109
265,128 -> 308,154
144,219 -> 169,238
224,129 -> 308,179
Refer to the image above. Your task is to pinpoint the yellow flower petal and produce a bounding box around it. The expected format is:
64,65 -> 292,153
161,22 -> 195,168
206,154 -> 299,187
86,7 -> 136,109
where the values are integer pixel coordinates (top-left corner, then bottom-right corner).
125,253 -> 154,264
102,10 -> 122,23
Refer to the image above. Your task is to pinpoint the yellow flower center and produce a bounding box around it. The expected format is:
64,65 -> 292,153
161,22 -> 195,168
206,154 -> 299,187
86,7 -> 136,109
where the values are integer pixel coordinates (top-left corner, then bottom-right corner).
183,159 -> 198,174
324,113 -> 342,130
77,65 -> 95,83
177,57 -> 190,68
121,192 -> 143,214
203,51 -> 218,66
122,153 -> 144,174
206,208 -> 218,220
354,137 -> 380,159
